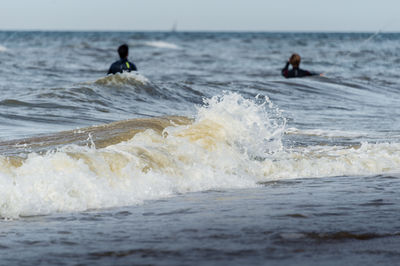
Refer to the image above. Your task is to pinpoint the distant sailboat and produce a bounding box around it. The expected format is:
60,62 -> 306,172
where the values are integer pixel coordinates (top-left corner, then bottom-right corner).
171,21 -> 177,32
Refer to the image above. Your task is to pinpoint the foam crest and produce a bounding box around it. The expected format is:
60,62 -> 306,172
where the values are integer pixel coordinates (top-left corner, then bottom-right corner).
93,72 -> 150,87
0,45 -> 7,52
193,93 -> 286,157
145,41 -> 180,49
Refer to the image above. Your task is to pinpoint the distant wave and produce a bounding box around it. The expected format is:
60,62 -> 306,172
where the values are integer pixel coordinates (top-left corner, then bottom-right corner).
145,41 -> 180,49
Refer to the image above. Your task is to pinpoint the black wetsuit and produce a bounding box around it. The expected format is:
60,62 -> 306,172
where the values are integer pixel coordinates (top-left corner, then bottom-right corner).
107,58 -> 137,75
281,62 -> 315,78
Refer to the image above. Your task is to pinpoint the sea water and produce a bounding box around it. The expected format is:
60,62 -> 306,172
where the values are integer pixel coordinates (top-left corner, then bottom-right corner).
0,31 -> 400,265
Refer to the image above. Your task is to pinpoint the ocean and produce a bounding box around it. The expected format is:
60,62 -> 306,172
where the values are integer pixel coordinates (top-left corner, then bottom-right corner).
0,31 -> 400,265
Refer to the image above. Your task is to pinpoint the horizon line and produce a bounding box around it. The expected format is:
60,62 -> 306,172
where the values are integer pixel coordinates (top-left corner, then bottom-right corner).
0,29 -> 399,34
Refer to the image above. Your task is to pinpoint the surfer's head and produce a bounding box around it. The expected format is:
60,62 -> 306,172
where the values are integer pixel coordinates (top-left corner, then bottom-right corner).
289,53 -> 301,68
118,44 -> 129,59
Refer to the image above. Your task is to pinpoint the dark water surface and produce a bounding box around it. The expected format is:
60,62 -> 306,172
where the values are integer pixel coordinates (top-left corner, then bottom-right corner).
0,31 -> 400,265
2,175 -> 400,265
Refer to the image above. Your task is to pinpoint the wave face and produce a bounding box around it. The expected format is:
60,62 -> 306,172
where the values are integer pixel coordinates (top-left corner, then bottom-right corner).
1,93 -> 400,218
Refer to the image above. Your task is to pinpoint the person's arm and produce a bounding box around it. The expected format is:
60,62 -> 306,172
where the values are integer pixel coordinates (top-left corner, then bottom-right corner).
306,70 -> 323,77
131,62 -> 137,71
305,70 -> 314,76
127,60 -> 138,71
107,62 -> 115,75
281,62 -> 290,78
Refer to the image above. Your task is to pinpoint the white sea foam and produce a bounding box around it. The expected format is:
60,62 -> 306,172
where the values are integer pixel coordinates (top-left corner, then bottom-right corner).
145,41 -> 180,49
93,72 -> 150,86
259,142 -> 400,181
0,45 -> 7,52
1,93 -> 400,218
286,128 -> 369,138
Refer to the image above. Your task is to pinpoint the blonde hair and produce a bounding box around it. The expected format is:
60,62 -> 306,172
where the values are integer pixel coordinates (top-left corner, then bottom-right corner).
289,53 -> 301,68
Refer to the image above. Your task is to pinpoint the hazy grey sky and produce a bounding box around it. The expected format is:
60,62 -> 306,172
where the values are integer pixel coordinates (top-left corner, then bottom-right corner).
0,0 -> 399,32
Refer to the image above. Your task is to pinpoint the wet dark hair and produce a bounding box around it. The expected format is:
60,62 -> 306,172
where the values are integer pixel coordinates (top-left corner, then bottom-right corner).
289,53 -> 301,68
118,44 -> 129,59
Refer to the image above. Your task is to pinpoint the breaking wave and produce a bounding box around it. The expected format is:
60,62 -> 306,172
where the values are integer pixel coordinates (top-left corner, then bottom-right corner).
0,93 -> 400,218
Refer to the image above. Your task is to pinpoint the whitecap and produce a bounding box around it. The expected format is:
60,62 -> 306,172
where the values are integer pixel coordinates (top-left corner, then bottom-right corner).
145,41 -> 180,49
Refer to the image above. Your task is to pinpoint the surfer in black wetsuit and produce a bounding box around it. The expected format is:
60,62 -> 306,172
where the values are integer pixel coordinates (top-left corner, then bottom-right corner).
108,44 -> 137,75
281,53 -> 319,78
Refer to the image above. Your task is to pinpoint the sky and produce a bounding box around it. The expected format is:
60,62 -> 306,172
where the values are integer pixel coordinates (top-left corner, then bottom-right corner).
0,0 -> 399,32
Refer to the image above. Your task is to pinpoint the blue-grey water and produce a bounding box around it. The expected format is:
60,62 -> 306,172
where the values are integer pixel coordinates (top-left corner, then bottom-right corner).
0,31 -> 400,265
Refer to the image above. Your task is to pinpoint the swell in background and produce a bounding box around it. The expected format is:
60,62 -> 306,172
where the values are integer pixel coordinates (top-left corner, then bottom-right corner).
0,32 -> 399,141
